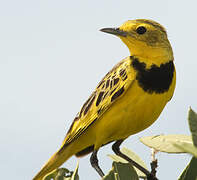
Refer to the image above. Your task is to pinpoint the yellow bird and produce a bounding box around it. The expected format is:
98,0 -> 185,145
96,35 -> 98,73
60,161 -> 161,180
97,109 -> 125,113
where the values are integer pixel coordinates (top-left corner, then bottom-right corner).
33,19 -> 176,180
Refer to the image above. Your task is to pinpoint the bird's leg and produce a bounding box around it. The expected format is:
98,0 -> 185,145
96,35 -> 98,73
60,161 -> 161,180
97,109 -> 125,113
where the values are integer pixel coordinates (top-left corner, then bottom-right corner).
112,140 -> 158,180
90,150 -> 105,177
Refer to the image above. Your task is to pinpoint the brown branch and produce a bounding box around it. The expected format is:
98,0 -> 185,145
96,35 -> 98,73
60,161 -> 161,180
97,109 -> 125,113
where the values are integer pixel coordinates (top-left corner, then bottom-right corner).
150,148 -> 158,177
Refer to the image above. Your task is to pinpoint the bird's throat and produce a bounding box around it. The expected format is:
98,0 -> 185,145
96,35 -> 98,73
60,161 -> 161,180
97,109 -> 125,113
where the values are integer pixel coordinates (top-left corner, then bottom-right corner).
130,56 -> 175,94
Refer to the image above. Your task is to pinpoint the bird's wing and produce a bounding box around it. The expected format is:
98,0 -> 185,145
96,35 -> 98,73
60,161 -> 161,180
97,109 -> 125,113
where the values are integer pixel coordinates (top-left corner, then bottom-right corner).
62,57 -> 135,146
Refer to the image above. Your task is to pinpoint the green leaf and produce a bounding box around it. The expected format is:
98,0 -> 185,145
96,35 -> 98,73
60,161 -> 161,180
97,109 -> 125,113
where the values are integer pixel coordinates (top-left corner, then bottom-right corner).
102,167 -> 115,180
178,157 -> 197,180
44,168 -> 70,180
173,142 -> 197,158
140,135 -> 192,153
55,168 -> 70,180
108,147 -> 147,178
43,163 -> 79,180
43,169 -> 58,180
103,162 -> 139,180
188,107 -> 197,147
71,162 -> 79,180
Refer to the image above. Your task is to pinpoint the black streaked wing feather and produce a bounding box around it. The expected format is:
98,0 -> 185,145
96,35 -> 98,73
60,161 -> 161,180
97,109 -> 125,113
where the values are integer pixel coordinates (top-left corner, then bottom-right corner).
62,57 -> 135,146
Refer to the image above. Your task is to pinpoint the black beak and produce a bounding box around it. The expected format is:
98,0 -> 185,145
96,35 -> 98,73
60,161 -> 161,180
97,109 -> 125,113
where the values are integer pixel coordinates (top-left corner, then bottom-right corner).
100,28 -> 127,37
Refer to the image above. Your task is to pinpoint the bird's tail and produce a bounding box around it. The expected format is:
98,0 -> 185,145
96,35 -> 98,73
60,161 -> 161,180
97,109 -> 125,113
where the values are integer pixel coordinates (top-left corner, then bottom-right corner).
32,144 -> 73,180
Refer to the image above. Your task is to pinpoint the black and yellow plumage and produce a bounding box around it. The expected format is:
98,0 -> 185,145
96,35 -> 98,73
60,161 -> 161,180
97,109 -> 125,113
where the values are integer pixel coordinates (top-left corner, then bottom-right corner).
33,19 -> 176,180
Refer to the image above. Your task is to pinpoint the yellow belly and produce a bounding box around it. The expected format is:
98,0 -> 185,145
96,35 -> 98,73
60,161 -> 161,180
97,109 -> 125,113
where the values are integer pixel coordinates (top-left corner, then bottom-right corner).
92,75 -> 175,149
70,70 -> 176,152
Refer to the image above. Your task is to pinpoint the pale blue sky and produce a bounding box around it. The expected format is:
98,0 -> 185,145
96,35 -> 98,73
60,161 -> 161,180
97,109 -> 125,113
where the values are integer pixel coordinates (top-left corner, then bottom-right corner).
0,0 -> 197,179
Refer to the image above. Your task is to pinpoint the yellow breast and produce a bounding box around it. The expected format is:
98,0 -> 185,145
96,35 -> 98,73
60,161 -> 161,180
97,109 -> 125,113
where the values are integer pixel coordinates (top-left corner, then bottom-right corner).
92,65 -> 176,149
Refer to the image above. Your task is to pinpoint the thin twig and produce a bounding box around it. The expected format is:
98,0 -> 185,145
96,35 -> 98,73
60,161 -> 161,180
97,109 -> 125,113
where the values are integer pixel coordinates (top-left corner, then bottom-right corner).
150,149 -> 158,177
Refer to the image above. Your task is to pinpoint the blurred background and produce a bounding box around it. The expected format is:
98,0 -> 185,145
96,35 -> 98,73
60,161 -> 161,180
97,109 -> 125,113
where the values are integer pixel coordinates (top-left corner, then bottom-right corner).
0,0 -> 197,179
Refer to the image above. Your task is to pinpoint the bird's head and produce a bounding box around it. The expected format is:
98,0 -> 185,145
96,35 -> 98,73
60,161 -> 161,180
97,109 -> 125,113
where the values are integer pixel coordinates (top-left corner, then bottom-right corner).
100,19 -> 173,66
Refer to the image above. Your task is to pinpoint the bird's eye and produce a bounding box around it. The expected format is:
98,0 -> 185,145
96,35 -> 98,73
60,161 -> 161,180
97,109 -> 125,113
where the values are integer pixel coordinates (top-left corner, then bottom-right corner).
136,26 -> 147,35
